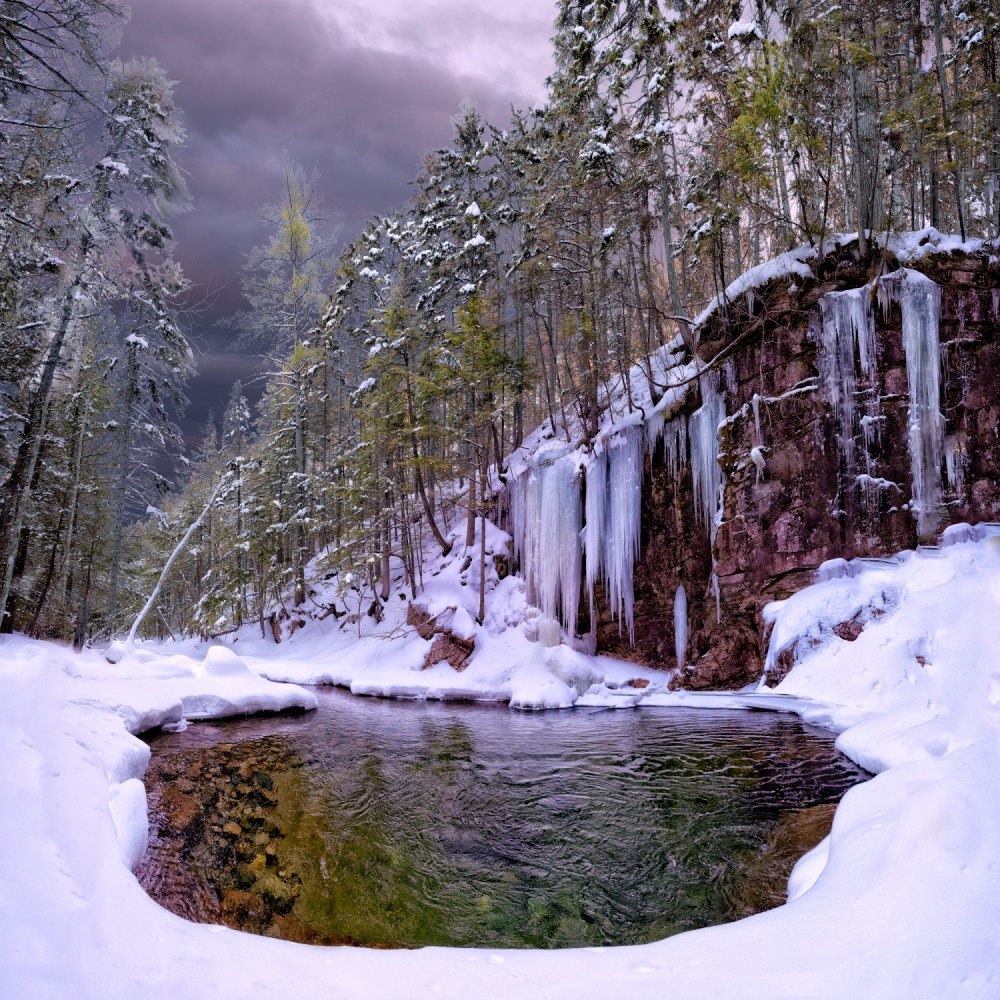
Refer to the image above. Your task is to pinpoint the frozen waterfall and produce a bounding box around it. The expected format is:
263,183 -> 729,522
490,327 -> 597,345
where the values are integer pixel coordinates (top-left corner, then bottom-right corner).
583,426 -> 645,642
674,582 -> 688,670
689,372 -> 726,538
510,452 -> 582,630
897,269 -> 945,535
825,268 -> 945,534
817,285 -> 877,476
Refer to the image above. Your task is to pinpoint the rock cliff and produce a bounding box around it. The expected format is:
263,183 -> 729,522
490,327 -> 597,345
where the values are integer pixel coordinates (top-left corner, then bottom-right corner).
581,237 -> 1000,686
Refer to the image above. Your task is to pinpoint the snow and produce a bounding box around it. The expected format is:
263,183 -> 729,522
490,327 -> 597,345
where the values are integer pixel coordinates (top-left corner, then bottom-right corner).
691,243 -> 817,332
5,524 -> 1000,995
98,157 -> 130,177
727,20 -> 764,41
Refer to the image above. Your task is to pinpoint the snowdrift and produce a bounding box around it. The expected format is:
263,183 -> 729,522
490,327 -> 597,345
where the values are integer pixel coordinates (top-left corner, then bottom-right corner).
3,526 -> 1000,997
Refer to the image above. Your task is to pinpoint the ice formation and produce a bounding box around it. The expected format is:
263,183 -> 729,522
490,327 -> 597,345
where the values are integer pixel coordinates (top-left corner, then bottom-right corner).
817,285 -> 876,476
584,448 -> 607,616
510,451 -> 582,630
689,371 -> 726,537
662,415 -> 688,484
603,426 -> 645,641
673,582 -> 688,669
897,269 -> 945,535
945,436 -> 966,496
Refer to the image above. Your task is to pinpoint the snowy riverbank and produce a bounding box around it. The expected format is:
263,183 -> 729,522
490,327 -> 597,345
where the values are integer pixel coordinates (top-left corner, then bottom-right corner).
4,528 -> 1000,997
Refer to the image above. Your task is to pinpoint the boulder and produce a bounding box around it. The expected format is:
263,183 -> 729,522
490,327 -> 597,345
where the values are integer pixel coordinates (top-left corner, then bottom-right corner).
423,632 -> 475,671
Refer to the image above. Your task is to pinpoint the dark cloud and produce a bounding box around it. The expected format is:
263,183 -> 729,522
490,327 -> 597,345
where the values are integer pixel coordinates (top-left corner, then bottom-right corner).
116,0 -> 550,443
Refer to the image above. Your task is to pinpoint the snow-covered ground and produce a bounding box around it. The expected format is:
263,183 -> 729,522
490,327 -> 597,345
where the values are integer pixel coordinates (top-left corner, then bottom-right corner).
4,525 -> 1000,997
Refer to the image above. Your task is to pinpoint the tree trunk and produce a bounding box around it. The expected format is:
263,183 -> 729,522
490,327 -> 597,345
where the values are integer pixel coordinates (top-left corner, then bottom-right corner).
478,462 -> 487,625
0,232 -> 93,630
380,514 -> 391,602
465,461 -> 476,550
123,469 -> 232,652
106,341 -> 140,624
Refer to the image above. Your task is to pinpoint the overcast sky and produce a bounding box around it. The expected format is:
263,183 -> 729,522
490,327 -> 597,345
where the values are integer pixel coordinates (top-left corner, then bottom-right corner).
117,0 -> 555,444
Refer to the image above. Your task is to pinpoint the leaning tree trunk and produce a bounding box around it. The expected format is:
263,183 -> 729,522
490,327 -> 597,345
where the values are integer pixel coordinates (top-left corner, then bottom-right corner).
122,468 -> 233,654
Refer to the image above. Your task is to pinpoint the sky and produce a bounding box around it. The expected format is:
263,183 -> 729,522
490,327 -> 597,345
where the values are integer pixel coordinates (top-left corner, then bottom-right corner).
116,0 -> 555,447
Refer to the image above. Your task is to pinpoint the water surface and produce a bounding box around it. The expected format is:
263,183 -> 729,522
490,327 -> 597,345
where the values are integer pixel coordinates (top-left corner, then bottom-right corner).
138,691 -> 867,948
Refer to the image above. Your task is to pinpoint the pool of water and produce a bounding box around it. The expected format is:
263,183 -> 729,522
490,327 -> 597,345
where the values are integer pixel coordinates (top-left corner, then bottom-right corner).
137,690 -> 868,949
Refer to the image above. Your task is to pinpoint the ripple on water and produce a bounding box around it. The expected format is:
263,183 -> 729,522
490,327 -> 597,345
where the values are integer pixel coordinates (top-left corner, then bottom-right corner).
137,690 -> 868,949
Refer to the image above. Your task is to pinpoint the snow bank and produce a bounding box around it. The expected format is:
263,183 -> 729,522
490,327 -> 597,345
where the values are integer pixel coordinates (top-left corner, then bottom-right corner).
4,528 -> 1000,996
233,518 -> 665,709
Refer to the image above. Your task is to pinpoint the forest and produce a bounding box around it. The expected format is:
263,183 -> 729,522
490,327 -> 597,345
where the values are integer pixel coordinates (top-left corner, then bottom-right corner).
1,0 -> 998,647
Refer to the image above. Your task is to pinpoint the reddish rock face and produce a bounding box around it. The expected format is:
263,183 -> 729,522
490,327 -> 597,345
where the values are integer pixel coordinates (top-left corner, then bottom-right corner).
409,602 -> 476,670
591,244 -> 1000,688
423,632 -> 475,671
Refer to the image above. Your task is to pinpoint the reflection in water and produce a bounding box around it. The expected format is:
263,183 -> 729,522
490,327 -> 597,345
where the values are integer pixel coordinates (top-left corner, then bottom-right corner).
138,690 -> 868,949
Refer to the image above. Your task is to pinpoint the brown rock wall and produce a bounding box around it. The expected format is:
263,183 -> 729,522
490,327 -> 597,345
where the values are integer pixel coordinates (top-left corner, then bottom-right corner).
594,244 -> 1000,687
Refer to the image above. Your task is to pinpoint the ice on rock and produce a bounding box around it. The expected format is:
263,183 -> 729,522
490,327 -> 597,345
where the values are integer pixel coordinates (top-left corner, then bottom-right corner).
510,452 -> 582,631
689,371 -> 726,537
584,449 -> 607,615
604,426 -> 645,641
662,415 -> 688,485
818,288 -> 867,475
674,583 -> 688,669
896,269 -> 945,536
945,437 -> 966,495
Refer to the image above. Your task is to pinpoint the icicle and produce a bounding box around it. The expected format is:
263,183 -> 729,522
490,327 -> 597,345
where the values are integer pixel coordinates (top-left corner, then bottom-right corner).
817,294 -> 858,476
821,284 -> 877,378
663,415 -> 688,485
604,425 -> 644,641
689,371 -> 726,539
856,474 -> 896,521
859,410 -> 885,476
945,436 -> 966,495
957,293 -> 966,339
509,471 -> 532,600
673,583 -> 687,670
899,269 -> 944,536
510,453 -> 582,630
584,450 -> 607,615
751,392 -> 762,445
645,410 -> 665,463
712,572 -> 722,624
876,273 -> 901,321
723,358 -> 738,393
992,289 -> 999,319
750,446 -> 766,483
